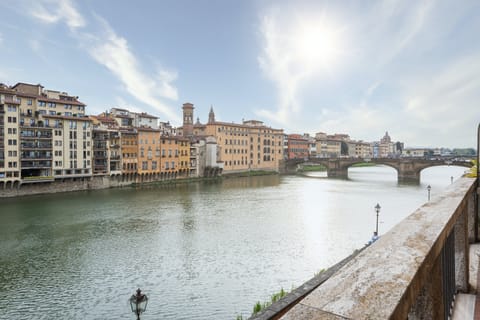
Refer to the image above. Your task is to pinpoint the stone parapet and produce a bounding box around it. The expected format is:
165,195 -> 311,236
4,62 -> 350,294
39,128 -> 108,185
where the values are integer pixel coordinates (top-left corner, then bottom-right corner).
275,177 -> 477,319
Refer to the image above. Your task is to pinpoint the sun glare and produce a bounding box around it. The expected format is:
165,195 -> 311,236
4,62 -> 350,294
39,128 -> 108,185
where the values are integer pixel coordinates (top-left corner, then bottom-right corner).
292,19 -> 343,70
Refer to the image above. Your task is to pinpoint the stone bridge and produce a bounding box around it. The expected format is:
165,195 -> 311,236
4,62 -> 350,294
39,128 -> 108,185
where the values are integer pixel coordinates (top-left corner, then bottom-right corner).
279,157 -> 474,183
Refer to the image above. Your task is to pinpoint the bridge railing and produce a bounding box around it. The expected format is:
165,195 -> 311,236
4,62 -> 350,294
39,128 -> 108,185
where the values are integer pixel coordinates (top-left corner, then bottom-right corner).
251,176 -> 478,320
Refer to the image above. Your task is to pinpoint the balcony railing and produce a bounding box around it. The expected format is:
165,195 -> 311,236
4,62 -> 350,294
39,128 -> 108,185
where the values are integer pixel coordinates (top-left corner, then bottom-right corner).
21,143 -> 53,149
20,161 -> 52,168
253,177 -> 478,320
21,155 -> 53,160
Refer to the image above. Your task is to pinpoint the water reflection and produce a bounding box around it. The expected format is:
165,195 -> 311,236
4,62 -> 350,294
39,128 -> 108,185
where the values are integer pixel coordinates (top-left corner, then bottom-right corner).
0,165 -> 468,319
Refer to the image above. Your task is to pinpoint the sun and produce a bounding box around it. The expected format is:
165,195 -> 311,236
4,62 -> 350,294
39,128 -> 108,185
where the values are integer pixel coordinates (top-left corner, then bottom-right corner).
292,19 -> 343,70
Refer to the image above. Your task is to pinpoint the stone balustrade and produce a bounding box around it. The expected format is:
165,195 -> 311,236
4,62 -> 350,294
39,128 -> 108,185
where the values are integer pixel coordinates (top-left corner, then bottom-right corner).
252,176 -> 478,320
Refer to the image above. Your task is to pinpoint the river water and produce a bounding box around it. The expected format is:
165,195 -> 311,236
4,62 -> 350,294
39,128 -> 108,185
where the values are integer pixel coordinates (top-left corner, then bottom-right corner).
0,165 -> 468,319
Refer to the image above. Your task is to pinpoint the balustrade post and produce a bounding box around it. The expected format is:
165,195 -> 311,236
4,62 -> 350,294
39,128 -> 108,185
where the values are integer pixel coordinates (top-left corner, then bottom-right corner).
467,189 -> 477,243
454,210 -> 469,292
408,253 -> 444,320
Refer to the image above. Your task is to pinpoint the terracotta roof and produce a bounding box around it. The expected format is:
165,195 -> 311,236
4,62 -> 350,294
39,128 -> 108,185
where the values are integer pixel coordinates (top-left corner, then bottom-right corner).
37,96 -> 85,106
209,120 -> 283,131
136,112 -> 158,119
136,127 -> 161,132
42,114 -> 92,121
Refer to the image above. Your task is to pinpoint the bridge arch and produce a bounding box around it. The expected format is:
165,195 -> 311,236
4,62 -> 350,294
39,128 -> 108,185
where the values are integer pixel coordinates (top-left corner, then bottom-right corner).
281,158 -> 474,183
341,160 -> 400,175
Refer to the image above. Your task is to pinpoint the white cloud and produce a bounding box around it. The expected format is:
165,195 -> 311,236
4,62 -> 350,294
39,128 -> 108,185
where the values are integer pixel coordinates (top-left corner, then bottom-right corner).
366,82 -> 381,97
29,0 -> 85,31
24,0 -> 181,123
87,18 -> 180,122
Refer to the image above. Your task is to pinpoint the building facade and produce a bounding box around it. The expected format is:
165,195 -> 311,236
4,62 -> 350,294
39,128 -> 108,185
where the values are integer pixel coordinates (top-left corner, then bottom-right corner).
287,134 -> 309,159
0,82 -> 91,187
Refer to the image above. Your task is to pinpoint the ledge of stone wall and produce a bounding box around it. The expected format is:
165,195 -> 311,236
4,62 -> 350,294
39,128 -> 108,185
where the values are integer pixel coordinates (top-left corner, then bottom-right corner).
278,177 -> 477,319
249,247 -> 366,320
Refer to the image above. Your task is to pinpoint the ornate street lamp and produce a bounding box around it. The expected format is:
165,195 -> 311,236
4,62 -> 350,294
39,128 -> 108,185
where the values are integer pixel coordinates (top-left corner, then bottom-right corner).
129,288 -> 148,320
374,203 -> 381,237
427,185 -> 431,201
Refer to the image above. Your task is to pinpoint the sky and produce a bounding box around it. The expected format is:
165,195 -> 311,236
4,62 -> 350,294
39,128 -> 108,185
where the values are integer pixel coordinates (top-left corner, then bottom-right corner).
0,0 -> 479,148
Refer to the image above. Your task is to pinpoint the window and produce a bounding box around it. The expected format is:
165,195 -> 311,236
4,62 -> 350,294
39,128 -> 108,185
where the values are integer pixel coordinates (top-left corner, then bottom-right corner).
8,139 -> 17,146
152,161 -> 157,170
7,116 -> 17,123
7,105 -> 17,112
27,99 -> 33,106
142,161 -> 148,170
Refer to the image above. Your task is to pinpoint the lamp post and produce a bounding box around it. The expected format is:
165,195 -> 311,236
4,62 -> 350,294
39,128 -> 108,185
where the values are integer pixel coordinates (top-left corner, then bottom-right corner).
374,203 -> 381,237
129,288 -> 148,320
427,185 -> 431,201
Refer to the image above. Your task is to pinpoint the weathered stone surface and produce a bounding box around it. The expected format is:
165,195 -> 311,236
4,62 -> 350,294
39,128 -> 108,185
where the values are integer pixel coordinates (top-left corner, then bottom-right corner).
279,177 -> 476,320
280,304 -> 346,320
468,244 -> 480,291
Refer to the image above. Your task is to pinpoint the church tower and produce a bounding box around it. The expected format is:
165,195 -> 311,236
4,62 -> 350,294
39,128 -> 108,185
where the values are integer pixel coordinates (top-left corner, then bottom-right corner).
182,103 -> 194,137
208,106 -> 215,124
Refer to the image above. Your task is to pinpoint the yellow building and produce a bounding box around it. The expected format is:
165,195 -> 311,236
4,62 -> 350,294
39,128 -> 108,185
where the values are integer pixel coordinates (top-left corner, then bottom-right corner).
178,104 -> 283,173
177,137 -> 190,178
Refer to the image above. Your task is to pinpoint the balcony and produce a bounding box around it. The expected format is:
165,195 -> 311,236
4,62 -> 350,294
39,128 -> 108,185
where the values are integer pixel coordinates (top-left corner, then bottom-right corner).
21,143 -> 53,150
20,161 -> 52,169
21,154 -> 53,160
253,177 -> 479,320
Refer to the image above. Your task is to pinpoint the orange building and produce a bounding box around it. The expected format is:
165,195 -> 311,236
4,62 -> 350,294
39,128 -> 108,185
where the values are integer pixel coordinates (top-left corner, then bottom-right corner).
137,128 -> 161,177
120,129 -> 138,176
287,134 -> 309,159
160,136 -> 180,178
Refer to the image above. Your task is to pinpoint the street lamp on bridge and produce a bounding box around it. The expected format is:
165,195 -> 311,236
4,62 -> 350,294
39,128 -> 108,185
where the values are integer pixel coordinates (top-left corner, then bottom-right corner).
374,203 -> 381,238
427,185 -> 431,201
129,288 -> 148,320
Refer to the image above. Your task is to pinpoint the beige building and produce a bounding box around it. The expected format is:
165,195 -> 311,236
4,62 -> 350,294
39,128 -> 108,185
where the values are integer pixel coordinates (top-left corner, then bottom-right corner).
0,82 -> 89,186
178,104 -> 283,173
0,94 -> 21,186
44,115 -> 93,178
315,132 -> 343,158
353,141 -> 373,158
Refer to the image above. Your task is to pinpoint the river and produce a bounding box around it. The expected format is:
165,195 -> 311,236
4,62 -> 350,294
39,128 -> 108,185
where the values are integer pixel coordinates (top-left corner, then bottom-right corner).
0,165 -> 468,319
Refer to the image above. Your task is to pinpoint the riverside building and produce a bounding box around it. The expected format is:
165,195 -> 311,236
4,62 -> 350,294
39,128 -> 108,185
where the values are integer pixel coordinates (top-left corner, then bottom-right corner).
177,103 -> 284,173
0,82 -> 91,188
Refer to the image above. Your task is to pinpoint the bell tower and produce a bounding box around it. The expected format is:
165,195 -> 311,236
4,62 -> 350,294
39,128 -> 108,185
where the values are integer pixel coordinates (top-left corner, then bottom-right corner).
182,102 -> 194,137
